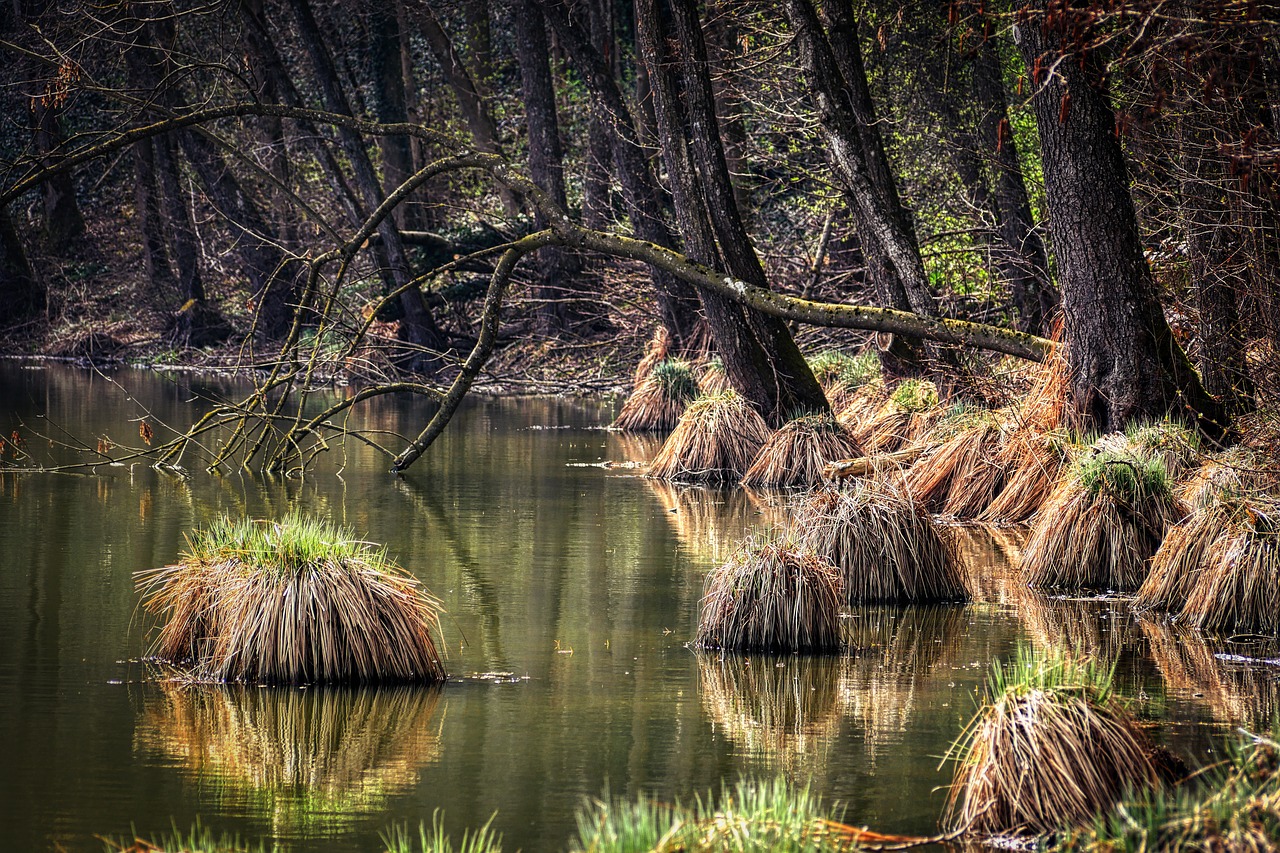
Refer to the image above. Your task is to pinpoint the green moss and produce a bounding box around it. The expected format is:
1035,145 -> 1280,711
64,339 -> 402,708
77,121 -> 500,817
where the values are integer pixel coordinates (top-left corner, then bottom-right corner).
889,379 -> 939,413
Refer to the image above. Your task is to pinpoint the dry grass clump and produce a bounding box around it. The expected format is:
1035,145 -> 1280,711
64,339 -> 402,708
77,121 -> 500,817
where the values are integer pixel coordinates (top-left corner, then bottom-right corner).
807,351 -> 880,411
741,412 -> 864,490
1120,419 -> 1202,481
612,359 -> 701,432
696,357 -> 732,396
834,381 -> 888,431
135,515 -> 447,684
855,379 -> 941,453
943,648 -> 1164,839
979,429 -> 1072,524
1178,446 -> 1280,508
694,531 -> 844,653
793,479 -> 969,603
1020,338 -> 1069,432
1021,451 -> 1183,591
647,390 -> 771,484
1133,499 -> 1237,613
906,416 -> 1008,518
1179,496 -> 1280,640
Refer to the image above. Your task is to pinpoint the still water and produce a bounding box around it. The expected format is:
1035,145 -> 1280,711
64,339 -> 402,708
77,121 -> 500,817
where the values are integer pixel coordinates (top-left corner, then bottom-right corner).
0,363 -> 1275,852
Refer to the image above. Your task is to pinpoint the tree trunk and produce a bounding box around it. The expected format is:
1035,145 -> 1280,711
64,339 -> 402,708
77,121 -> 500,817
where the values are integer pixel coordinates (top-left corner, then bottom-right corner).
515,0 -> 585,335
582,0 -> 613,229
970,25 -> 1058,333
287,0 -> 447,368
1014,7 -> 1225,437
536,0 -> 703,350
369,1 -> 417,230
640,0 -> 828,424
0,206 -> 42,321
32,100 -> 86,254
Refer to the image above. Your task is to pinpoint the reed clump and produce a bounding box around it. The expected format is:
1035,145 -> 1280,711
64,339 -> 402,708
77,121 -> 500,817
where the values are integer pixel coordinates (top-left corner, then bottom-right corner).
741,412 -> 864,490
696,357 -> 731,396
135,515 -> 447,684
855,379 -> 941,453
1177,445 -> 1280,509
384,813 -> 505,853
906,414 -> 1008,518
794,479 -> 969,603
612,359 -> 701,432
102,822 -> 264,853
979,429 -> 1072,524
1179,496 -> 1280,640
648,391 -> 771,484
694,531 -> 843,653
1021,450 -> 1183,591
944,648 -> 1164,840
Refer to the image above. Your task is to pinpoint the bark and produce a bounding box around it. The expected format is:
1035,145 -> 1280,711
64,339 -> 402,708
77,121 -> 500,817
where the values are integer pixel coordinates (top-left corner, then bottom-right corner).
515,0 -> 586,335
369,1 -> 417,230
641,0 -> 829,424
1014,8 -> 1225,437
32,100 -> 85,253
536,0 -> 703,349
130,136 -> 175,295
287,0 -> 447,367
970,28 -> 1058,333
582,0 -> 613,229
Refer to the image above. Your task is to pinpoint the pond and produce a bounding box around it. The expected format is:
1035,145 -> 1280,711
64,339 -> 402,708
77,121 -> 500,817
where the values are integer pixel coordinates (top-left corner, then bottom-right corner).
0,363 -> 1276,852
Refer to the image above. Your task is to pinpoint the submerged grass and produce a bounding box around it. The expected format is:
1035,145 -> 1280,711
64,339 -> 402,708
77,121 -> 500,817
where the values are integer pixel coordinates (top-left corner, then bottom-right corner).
648,391 -> 771,484
1021,449 -> 1183,591
613,359 -> 701,432
694,531 -> 844,653
944,647 -> 1164,840
741,412 -> 864,490
793,479 -> 968,603
135,514 -> 447,684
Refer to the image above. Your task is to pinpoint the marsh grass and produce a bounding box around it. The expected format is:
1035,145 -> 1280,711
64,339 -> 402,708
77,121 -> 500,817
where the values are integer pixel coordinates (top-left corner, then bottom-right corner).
571,776 -> 916,853
694,531 -> 844,653
1134,500 -> 1237,613
135,515 -> 447,684
741,413 -> 864,490
613,359 -> 701,432
906,419 -> 1008,518
854,380 -> 941,453
834,382 -> 888,432
1179,497 -> 1280,640
383,813 -> 504,853
794,480 -> 968,603
979,430 -> 1072,524
1021,451 -> 1183,591
696,357 -> 732,396
944,648 -> 1163,839
648,391 -> 771,484
1062,727 -> 1280,853
1178,446 -> 1280,509
1119,419 -> 1202,481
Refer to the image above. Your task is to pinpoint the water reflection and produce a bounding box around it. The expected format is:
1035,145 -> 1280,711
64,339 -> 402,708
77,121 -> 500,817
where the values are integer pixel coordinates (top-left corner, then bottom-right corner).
134,682 -> 445,834
698,654 -> 847,776
1140,617 -> 1280,727
842,606 -> 970,762
645,480 -> 774,565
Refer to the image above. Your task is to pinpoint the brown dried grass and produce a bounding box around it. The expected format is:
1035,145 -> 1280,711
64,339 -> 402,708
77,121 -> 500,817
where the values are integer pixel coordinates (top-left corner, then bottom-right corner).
613,359 -> 701,432
741,413 -> 864,490
696,358 -> 732,396
1179,497 -> 1280,640
979,430 -> 1071,524
906,420 -> 1008,518
834,382 -> 888,432
694,531 -> 844,653
135,516 -> 447,684
793,479 -> 969,603
944,651 -> 1163,839
1021,454 -> 1183,592
647,391 -> 771,484
1177,446 -> 1280,509
633,325 -> 670,384
1133,501 -> 1235,613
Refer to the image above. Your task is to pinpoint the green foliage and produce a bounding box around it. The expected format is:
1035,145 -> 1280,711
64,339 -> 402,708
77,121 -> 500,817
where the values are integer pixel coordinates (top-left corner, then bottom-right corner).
806,350 -> 880,389
889,379 -> 939,413
983,645 -> 1119,708
1074,452 -> 1172,504
183,513 -> 387,579
102,820 -> 269,852
651,359 -> 700,400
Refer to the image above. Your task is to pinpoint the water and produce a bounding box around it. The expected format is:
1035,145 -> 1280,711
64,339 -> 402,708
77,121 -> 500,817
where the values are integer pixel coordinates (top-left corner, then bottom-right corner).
0,363 -> 1275,851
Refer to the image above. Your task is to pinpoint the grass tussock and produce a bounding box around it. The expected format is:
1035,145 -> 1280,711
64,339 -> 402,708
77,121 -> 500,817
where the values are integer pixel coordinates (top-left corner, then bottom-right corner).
906,418 -> 1008,518
647,391 -> 771,484
1020,339 -> 1069,432
694,531 -> 844,653
854,380 -> 941,454
1133,499 -> 1237,613
834,381 -> 888,431
1179,497 -> 1280,640
613,359 -> 701,432
135,515 -> 447,684
794,479 -> 969,603
571,776 -> 920,853
696,357 -> 732,396
741,413 -> 864,490
979,430 -> 1072,524
1021,451 -> 1183,591
632,326 -> 671,385
1177,446 -> 1280,509
944,648 -> 1164,839
1119,419 -> 1202,481
1061,727 -> 1280,853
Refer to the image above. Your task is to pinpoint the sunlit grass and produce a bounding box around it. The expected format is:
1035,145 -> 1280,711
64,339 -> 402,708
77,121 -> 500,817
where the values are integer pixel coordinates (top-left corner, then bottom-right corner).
384,812 -> 504,853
